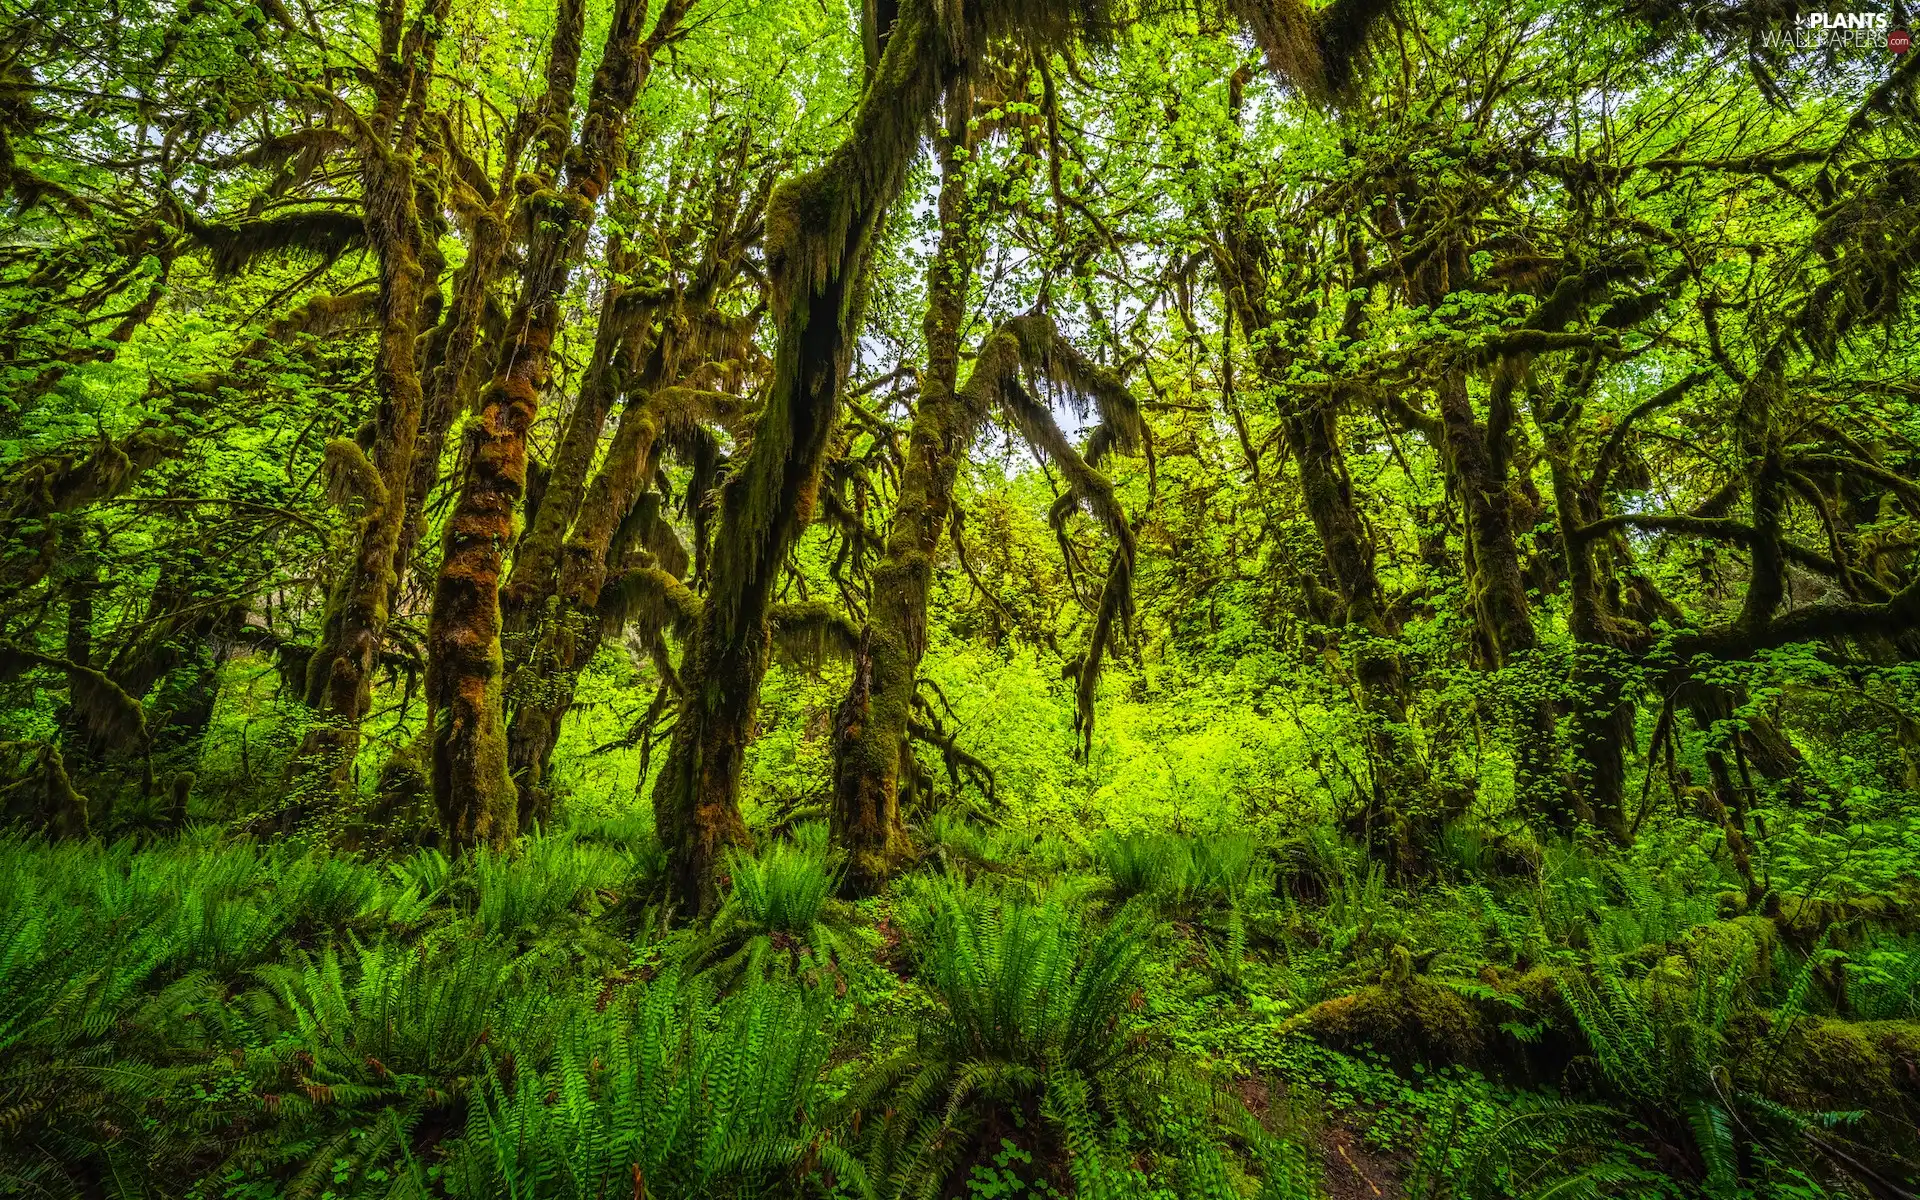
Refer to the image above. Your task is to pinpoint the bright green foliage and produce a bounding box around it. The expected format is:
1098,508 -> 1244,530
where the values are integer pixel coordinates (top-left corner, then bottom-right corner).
447,968 -> 851,1200
702,824 -> 852,976
466,834 -> 635,940
3,0 -> 1919,1192
1096,831 -> 1263,907
1846,932 -> 1920,1021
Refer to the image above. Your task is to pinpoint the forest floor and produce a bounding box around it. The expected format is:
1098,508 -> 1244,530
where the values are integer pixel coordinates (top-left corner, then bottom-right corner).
2,804 -> 1918,1199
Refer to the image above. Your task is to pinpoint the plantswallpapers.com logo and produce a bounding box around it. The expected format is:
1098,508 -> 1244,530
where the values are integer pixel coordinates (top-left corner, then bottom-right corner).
1797,9 -> 1888,28
1764,7 -> 1907,51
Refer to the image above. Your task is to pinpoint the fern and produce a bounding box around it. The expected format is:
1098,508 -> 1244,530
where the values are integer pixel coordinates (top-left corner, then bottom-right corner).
1559,929 -> 1750,1197
1096,831 -> 1263,909
851,879 -> 1308,1200
1844,930 -> 1920,1019
447,964 -> 850,1200
700,828 -> 850,979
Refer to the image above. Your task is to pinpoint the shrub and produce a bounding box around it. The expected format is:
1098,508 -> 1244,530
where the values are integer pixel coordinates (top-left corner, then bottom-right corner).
851,881 -> 1296,1199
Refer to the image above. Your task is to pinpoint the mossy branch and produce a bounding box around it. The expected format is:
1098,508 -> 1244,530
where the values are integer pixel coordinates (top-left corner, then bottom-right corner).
768,602 -> 862,671
600,565 -> 702,640
182,208 -> 368,278
322,438 -> 388,514
0,642 -> 147,750
966,314 -> 1140,755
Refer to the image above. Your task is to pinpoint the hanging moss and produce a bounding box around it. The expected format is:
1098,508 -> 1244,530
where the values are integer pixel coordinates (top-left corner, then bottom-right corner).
600,565 -> 702,640
1228,0 -> 1399,100
0,641 -> 147,752
768,602 -> 862,671
321,438 -> 387,514
181,208 -> 368,278
972,316 -> 1139,755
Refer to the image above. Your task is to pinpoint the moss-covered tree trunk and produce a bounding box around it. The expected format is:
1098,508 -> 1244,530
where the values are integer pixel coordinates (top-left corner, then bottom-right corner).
1540,426 -> 1632,839
1215,201 -> 1429,870
497,284 -> 650,828
502,206 -> 760,825
1387,209 -> 1559,824
830,89 -> 979,890
290,0 -> 450,793
1433,376 -> 1536,666
398,197 -> 515,591
653,3 -> 947,912
427,0 -> 675,852
500,244 -> 647,630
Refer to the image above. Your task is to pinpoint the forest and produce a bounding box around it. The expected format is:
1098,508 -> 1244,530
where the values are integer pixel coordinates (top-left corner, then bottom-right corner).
2,0 -> 1918,1195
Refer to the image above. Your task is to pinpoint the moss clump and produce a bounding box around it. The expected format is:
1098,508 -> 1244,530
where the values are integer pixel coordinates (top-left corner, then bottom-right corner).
1682,914 -> 1778,979
1295,977 -> 1485,1066
1742,1015 -> 1920,1153
1501,964 -> 1566,1013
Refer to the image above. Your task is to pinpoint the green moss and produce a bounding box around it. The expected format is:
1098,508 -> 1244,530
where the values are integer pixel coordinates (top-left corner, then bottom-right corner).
1295,978 -> 1486,1065
1747,1015 -> 1920,1146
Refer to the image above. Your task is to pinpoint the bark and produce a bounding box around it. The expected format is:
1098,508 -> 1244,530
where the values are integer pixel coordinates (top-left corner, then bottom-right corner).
503,291 -> 630,618
653,0 -> 947,912
290,0 -> 451,793
830,87 -> 979,891
428,0 -> 679,852
499,281 -> 650,829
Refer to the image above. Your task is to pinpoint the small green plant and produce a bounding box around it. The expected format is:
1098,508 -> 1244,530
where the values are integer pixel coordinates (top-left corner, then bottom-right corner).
965,1139 -> 1063,1199
702,828 -> 849,977
1845,931 -> 1920,1019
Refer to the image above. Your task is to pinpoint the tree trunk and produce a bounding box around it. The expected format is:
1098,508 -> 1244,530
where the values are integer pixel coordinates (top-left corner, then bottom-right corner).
653,3 -> 946,911
1541,429 -> 1631,839
1430,368 -> 1558,827
427,0 -> 674,852
1214,196 -> 1428,871
502,209 -> 761,825
830,88 -> 978,890
398,199 -> 515,597
499,278 -> 650,828
290,0 -> 450,794
501,252 -> 644,628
